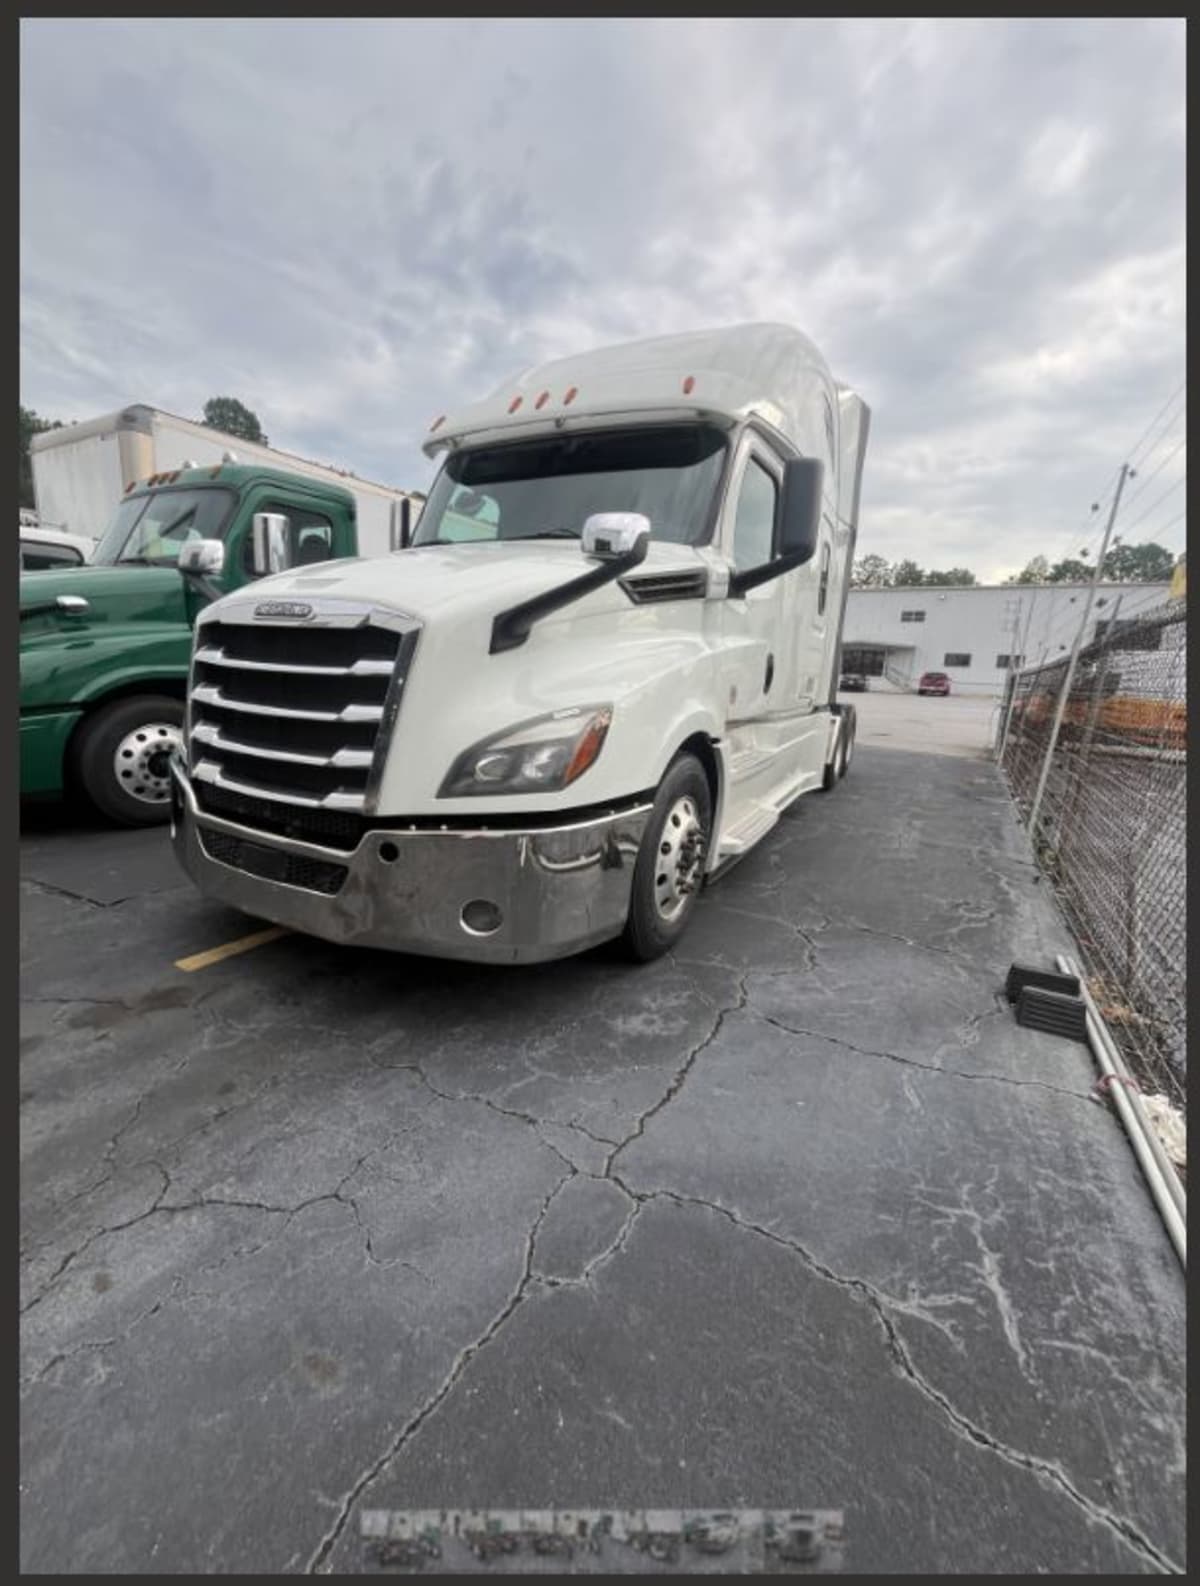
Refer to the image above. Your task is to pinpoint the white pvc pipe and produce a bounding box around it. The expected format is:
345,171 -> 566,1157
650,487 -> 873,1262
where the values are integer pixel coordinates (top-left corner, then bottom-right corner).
1058,953 -> 1187,1220
1056,953 -> 1186,1268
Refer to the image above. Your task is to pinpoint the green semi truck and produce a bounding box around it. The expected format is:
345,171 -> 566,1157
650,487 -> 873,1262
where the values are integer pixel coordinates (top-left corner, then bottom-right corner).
19,460 -> 411,825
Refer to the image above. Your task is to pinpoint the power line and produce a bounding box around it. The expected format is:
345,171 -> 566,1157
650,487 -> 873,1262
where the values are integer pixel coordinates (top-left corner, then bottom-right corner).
1121,432 -> 1186,508
1152,508 -> 1186,542
1049,379 -> 1185,562
1123,378 -> 1186,469
1118,473 -> 1186,539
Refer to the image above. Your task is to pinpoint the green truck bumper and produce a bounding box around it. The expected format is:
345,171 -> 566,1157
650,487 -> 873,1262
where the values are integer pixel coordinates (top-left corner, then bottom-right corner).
20,709 -> 83,796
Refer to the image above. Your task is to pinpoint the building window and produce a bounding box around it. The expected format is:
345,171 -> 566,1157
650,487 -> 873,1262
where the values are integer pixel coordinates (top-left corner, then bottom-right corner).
996,653 -> 1023,669
900,609 -> 925,622
944,652 -> 971,667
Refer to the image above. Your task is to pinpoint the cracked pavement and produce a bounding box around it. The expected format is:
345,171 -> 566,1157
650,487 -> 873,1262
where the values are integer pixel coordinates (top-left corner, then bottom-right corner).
19,748 -> 1185,1573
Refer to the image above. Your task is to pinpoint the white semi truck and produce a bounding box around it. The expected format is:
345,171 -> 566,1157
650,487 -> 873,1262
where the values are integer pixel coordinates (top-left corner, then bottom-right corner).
29,404 -> 419,557
170,323 -> 870,963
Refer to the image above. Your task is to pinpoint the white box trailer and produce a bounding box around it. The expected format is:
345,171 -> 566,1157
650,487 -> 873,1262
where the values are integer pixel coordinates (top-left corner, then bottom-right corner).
29,403 -> 420,556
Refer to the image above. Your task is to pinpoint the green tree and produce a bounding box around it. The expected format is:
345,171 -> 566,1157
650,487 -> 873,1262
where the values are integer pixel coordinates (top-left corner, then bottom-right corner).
1047,556 -> 1092,583
891,559 -> 925,586
1100,541 -> 1175,583
1009,555 -> 1050,584
19,404 -> 64,509
922,567 -> 977,586
201,396 -> 267,446
851,553 -> 892,588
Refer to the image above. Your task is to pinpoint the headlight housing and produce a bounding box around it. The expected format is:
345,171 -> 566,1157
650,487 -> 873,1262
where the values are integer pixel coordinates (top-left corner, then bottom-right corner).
439,706 -> 613,797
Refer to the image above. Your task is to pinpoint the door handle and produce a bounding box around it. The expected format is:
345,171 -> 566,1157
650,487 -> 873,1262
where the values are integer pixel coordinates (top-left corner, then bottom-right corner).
764,653 -> 775,693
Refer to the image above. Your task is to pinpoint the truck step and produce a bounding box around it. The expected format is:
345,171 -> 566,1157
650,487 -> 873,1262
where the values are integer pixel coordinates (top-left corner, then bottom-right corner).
717,802 -> 779,856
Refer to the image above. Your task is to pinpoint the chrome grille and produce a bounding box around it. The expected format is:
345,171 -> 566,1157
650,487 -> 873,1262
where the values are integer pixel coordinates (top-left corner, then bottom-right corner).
187,606 -> 419,819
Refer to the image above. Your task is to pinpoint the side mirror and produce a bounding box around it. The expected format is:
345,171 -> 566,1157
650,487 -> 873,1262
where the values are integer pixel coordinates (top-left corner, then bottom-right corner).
582,512 -> 651,560
251,512 -> 292,576
778,457 -> 824,563
729,458 -> 824,597
178,539 -> 225,576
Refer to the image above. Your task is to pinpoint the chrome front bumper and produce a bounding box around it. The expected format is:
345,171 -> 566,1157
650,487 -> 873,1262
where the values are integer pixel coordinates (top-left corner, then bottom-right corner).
169,759 -> 651,964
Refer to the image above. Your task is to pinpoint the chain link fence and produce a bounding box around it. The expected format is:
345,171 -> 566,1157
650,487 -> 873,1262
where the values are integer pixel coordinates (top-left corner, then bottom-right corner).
997,595 -> 1186,1110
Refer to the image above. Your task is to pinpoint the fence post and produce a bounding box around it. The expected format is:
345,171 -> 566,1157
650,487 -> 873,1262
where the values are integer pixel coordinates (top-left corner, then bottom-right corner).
1052,594 -> 1123,853
1026,463 -> 1134,839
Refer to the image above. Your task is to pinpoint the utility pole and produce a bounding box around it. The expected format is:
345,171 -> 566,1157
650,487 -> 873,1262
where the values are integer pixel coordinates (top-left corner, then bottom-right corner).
1027,462 -> 1135,838
994,596 -> 1024,758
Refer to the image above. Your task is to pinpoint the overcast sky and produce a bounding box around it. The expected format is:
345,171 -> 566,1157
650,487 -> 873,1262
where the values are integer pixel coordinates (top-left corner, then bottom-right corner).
20,18 -> 1185,581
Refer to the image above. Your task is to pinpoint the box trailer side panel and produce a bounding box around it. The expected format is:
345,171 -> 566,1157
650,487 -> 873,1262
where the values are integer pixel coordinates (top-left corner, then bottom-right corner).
32,430 -> 125,540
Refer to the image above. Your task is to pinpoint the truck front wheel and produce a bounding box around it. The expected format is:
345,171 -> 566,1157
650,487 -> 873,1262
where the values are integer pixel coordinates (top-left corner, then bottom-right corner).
622,752 -> 712,962
70,696 -> 184,826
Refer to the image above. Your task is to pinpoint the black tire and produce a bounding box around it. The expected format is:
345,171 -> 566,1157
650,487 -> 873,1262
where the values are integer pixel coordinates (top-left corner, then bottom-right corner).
70,695 -> 184,826
622,752 -> 713,962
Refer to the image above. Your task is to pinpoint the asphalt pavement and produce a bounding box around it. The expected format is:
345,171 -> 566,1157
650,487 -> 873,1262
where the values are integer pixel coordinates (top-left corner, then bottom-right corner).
19,747 -> 1186,1574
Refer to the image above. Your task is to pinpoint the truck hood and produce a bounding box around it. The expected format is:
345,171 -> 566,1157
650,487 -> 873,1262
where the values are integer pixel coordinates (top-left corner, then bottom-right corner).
241,540 -> 709,623
20,564 -> 192,625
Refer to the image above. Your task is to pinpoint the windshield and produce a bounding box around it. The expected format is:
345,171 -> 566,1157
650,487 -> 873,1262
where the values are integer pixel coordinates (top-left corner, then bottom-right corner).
93,488 -> 236,567
413,425 -> 727,548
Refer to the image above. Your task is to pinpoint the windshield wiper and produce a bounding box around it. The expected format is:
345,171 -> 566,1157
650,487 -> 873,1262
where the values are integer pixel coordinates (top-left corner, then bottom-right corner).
116,555 -> 157,565
506,528 -> 580,541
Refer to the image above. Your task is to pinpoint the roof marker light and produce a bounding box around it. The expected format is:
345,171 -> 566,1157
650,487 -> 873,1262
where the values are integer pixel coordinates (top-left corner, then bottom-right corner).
563,386 -> 578,405
508,395 -> 523,414
682,375 -> 696,394
534,390 -> 551,410
429,414 -> 446,433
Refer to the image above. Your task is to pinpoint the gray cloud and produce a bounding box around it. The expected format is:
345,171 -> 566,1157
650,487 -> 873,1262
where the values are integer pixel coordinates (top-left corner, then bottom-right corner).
20,17 -> 1185,579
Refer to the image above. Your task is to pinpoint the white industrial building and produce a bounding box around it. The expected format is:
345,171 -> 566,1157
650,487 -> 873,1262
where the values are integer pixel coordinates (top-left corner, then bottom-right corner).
842,582 -> 1172,694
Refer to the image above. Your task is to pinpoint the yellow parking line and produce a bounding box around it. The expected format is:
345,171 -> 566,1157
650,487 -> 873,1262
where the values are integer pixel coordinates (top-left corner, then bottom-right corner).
175,925 -> 292,972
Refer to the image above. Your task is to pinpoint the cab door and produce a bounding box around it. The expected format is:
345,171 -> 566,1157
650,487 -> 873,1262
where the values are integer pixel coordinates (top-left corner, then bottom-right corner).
715,432 -> 790,824
226,489 -> 355,588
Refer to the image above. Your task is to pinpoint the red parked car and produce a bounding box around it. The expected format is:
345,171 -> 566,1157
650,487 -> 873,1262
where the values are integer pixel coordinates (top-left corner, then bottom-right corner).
918,671 -> 951,696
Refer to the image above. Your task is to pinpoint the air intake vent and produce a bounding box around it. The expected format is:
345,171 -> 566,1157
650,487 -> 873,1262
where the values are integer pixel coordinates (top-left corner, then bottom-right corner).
620,569 -> 708,604
200,827 -> 348,895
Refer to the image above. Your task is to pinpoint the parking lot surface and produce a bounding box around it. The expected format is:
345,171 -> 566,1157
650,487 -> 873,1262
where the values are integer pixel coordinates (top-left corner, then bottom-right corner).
20,748 -> 1185,1573
837,685 -> 1002,759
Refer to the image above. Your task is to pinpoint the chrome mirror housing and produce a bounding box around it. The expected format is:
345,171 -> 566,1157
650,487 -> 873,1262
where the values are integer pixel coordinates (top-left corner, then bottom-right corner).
178,539 -> 226,576
251,513 -> 292,576
581,512 -> 651,560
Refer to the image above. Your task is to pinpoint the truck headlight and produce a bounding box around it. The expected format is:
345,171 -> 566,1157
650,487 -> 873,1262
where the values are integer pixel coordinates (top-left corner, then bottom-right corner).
439,706 -> 613,797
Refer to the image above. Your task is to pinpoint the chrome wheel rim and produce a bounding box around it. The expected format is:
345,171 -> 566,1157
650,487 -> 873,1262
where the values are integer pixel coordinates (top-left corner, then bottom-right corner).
113,721 -> 180,805
653,794 -> 705,923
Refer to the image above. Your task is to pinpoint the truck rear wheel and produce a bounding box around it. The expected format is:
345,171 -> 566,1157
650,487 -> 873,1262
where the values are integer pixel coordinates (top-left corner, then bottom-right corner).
820,706 -> 856,791
622,752 -> 712,962
70,696 -> 184,826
